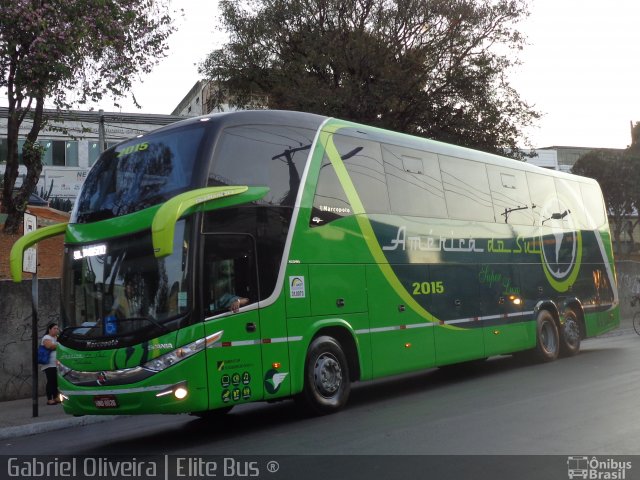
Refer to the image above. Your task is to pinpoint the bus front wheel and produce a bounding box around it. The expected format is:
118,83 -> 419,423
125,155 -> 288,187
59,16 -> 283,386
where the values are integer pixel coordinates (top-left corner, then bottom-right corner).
300,336 -> 351,415
533,310 -> 560,362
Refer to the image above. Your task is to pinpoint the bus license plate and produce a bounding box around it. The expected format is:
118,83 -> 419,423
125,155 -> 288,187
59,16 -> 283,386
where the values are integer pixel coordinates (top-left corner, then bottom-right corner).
94,395 -> 118,408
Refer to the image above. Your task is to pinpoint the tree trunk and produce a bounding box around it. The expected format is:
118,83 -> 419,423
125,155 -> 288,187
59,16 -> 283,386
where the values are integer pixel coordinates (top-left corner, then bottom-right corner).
1,112 -> 20,221
612,219 -> 623,257
3,97 -> 46,234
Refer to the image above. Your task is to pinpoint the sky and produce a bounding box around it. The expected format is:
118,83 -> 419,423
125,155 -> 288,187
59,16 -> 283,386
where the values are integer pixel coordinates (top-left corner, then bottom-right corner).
508,0 -> 640,149
9,0 -> 640,150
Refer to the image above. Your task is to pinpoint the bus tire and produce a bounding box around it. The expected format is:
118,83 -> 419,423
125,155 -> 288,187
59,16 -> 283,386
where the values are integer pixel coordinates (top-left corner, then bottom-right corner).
533,309 -> 560,362
300,336 -> 351,415
560,308 -> 581,357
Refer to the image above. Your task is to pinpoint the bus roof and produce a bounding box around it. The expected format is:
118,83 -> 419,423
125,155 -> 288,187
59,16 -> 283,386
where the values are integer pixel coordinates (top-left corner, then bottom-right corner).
146,110 -> 597,186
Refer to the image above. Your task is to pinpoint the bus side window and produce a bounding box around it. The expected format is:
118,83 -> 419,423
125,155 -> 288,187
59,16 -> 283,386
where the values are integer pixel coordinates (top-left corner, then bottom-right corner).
311,134 -> 389,226
579,182 -> 607,229
526,172 -> 561,228
208,125 -> 315,207
486,165 -> 534,225
202,235 -> 258,315
382,144 -> 448,219
555,178 -> 587,229
439,155 -> 494,223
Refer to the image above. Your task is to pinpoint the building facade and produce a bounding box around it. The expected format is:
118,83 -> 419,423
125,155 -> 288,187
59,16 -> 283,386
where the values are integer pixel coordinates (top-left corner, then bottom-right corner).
0,107 -> 182,201
171,80 -> 267,117
527,146 -> 624,172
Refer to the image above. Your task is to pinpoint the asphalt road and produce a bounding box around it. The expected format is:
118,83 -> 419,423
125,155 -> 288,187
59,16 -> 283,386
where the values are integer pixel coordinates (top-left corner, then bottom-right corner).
2,330 -> 638,458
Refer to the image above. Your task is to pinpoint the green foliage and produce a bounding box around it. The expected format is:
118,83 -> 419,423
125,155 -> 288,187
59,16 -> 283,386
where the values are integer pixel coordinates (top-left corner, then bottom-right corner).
0,0 -> 178,232
630,121 -> 640,150
572,150 -> 633,218
572,149 -> 640,255
0,0 -> 177,110
202,0 -> 539,159
36,179 -> 54,201
49,197 -> 73,213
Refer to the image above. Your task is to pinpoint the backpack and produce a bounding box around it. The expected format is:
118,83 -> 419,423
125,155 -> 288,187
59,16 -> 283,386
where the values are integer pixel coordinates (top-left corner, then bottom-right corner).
37,345 -> 51,365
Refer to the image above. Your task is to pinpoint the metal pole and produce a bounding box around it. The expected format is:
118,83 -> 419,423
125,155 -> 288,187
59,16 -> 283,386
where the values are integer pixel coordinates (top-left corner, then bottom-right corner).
31,273 -> 39,418
98,109 -> 106,153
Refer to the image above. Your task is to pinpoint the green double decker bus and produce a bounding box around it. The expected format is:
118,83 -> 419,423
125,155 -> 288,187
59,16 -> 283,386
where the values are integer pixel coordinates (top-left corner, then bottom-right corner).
11,110 -> 619,416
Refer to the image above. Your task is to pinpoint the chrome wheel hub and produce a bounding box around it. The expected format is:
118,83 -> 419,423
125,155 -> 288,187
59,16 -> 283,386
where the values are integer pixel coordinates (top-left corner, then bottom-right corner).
313,353 -> 342,397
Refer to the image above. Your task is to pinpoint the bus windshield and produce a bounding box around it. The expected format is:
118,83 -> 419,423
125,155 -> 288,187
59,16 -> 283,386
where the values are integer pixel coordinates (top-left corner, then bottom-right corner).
72,123 -> 208,223
61,221 -> 191,342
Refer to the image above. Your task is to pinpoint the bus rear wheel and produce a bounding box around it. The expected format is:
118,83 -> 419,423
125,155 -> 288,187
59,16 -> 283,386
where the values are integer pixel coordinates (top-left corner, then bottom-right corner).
560,308 -> 581,357
300,336 -> 351,415
533,310 -> 560,362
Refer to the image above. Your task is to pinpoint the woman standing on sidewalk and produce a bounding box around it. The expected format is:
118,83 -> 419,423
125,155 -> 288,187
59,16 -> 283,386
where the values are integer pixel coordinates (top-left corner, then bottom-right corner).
41,322 -> 60,405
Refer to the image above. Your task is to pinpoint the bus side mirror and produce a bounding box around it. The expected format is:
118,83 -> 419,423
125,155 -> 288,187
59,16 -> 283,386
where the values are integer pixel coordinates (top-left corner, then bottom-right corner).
9,222 -> 68,282
151,186 -> 270,258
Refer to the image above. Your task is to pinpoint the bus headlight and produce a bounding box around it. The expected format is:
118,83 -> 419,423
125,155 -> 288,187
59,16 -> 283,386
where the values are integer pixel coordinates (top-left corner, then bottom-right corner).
174,386 -> 188,399
156,381 -> 189,400
143,330 -> 223,372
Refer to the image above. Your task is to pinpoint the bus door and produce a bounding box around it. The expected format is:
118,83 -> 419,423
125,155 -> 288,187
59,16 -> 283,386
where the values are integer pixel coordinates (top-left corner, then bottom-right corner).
429,264 -> 485,365
201,234 -> 263,409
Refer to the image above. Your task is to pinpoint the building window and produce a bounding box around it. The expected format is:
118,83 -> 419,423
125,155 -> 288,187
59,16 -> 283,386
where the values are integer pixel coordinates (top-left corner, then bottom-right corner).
1,138 -> 77,166
66,141 -> 79,166
34,139 -> 79,166
0,139 -> 26,164
89,141 -> 120,165
89,141 -> 101,166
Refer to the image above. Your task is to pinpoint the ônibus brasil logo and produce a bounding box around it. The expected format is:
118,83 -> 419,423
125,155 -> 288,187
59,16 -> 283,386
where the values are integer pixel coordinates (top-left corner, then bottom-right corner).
567,456 -> 632,479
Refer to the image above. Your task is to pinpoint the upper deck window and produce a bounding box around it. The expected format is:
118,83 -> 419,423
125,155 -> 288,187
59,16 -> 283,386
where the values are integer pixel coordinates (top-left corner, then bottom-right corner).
208,125 -> 316,206
382,143 -> 447,219
439,155 -> 494,223
311,134 -> 390,226
72,124 -> 208,223
486,165 -> 534,225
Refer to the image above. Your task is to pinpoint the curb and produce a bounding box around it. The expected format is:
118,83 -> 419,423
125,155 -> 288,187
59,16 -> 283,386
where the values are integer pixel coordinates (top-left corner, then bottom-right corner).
0,415 -> 120,441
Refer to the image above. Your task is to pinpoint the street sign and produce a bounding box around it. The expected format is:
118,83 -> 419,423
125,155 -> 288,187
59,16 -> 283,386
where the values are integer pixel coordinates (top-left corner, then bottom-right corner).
23,213 -> 37,274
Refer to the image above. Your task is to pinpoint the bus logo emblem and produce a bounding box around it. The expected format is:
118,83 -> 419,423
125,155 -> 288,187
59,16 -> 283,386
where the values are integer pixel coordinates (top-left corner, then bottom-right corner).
541,230 -> 577,280
264,370 -> 289,394
538,196 -> 582,292
96,371 -> 108,386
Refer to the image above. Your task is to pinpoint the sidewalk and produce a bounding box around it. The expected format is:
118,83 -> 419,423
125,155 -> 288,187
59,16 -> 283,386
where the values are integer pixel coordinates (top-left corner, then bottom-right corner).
0,396 -> 118,441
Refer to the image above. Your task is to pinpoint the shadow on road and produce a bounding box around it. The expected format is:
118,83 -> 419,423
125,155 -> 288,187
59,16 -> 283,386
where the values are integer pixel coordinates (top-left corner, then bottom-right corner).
73,342 -> 625,455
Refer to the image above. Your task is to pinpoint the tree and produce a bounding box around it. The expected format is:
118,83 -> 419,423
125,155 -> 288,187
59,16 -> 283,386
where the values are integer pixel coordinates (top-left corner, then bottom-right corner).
630,121 -> 640,150
201,0 -> 539,158
0,0 -> 177,233
571,150 -> 640,255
